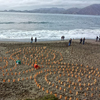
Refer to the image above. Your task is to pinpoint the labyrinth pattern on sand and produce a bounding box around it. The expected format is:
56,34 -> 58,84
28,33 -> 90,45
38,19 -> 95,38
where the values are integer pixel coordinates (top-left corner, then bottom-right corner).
0,46 -> 100,100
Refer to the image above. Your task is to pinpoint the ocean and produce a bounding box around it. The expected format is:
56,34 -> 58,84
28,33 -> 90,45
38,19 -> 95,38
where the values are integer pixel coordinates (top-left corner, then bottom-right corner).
0,12 -> 100,42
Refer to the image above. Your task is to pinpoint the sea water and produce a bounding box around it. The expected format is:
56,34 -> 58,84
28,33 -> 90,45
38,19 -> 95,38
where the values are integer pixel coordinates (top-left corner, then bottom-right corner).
0,12 -> 100,42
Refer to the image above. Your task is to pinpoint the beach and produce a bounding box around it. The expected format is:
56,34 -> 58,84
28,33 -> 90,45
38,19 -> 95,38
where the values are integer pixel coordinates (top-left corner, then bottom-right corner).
0,39 -> 100,100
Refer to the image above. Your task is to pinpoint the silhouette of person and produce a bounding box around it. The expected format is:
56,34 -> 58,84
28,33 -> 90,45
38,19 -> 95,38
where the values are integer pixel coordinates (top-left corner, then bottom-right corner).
35,37 -> 37,42
83,37 -> 85,45
61,36 -> 65,41
99,36 -> 100,42
80,38 -> 82,44
31,37 -> 33,43
68,38 -> 72,46
96,36 -> 98,42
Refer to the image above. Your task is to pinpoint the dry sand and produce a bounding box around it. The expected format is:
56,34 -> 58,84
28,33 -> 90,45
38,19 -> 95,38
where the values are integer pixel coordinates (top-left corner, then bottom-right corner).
0,39 -> 100,100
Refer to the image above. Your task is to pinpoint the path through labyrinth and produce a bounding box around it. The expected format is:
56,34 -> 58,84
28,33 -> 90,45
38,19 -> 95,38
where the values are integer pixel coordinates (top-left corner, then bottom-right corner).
0,46 -> 100,100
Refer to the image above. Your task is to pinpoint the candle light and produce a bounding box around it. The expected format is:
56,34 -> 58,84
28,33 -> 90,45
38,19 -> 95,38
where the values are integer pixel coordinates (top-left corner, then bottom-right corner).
64,89 -> 66,92
65,96 -> 67,100
18,78 -> 20,81
50,91 -> 52,94
59,87 -> 62,90
13,79 -> 15,82
56,85 -> 58,89
76,91 -> 78,95
69,90 -> 72,94
84,93 -> 87,96
46,90 -> 49,93
42,87 -> 44,91
68,85 -> 70,88
59,95 -> 62,99
54,94 -> 57,97
3,79 -> 5,82
74,86 -> 76,90
8,79 -> 10,82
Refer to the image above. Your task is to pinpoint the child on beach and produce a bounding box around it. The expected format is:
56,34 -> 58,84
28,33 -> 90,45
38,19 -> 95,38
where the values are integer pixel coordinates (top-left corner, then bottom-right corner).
34,63 -> 40,69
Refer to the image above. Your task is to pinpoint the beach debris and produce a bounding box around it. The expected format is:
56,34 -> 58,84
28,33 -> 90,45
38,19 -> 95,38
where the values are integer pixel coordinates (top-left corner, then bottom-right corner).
16,60 -> 21,64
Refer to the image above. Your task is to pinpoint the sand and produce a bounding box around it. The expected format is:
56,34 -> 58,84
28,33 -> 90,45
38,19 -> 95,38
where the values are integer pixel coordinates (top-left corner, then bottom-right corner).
0,39 -> 100,100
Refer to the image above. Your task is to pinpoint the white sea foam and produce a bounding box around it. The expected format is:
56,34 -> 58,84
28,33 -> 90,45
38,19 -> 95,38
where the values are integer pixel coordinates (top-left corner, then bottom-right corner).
0,29 -> 100,40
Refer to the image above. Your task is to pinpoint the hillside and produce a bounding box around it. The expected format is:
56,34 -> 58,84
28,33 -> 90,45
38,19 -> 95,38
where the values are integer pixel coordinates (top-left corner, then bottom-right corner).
1,4 -> 100,15
77,4 -> 100,15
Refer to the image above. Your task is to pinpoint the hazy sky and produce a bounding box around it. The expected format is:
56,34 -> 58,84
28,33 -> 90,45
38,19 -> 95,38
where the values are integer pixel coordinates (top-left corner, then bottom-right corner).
0,0 -> 100,10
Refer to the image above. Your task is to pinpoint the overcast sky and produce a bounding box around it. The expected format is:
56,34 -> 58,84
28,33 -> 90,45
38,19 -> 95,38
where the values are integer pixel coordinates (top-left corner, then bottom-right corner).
0,0 -> 100,10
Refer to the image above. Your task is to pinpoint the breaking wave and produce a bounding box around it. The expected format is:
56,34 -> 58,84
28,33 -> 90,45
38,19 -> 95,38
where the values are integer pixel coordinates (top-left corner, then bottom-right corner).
0,29 -> 100,40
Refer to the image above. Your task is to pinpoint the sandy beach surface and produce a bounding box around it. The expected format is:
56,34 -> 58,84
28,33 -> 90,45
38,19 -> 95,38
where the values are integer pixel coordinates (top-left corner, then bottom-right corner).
0,39 -> 100,100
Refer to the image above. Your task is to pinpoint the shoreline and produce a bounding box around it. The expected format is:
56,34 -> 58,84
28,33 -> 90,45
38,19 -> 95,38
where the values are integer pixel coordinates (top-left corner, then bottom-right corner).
0,39 -> 62,43
0,38 -> 97,43
0,39 -> 100,47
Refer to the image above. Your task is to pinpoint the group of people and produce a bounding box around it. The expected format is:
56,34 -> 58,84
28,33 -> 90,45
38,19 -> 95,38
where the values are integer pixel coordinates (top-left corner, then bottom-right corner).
96,36 -> 100,42
31,37 -> 37,43
68,37 -> 85,46
61,36 -> 65,40
80,38 -> 85,45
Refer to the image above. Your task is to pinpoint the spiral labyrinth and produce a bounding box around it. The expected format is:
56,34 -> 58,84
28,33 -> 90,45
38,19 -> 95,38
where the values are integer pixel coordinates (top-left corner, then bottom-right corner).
0,46 -> 100,100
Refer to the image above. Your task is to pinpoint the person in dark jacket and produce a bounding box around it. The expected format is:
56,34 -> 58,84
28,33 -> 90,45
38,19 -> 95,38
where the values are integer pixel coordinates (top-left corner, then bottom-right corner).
61,36 -> 65,41
96,36 -> 98,42
35,37 -> 37,42
80,38 -> 82,44
31,37 -> 33,43
99,36 -> 100,41
68,38 -> 72,46
83,37 -> 85,45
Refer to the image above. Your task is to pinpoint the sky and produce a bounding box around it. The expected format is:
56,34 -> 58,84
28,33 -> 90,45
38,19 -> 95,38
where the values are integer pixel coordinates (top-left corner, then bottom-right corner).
0,0 -> 100,10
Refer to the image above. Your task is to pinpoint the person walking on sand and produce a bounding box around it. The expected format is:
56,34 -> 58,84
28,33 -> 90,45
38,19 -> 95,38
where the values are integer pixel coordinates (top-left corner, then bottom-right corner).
35,37 -> 37,42
68,38 -> 72,46
96,36 -> 98,42
83,37 -> 85,45
80,38 -> 82,44
99,36 -> 100,42
61,36 -> 65,41
31,37 -> 33,43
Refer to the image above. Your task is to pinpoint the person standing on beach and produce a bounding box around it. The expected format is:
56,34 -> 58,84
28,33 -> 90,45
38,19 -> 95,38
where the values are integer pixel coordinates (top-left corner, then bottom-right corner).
96,36 -> 98,42
61,36 -> 65,41
68,38 -> 72,46
35,37 -> 37,42
99,36 -> 100,42
83,37 -> 85,45
80,38 -> 82,44
31,37 -> 33,43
